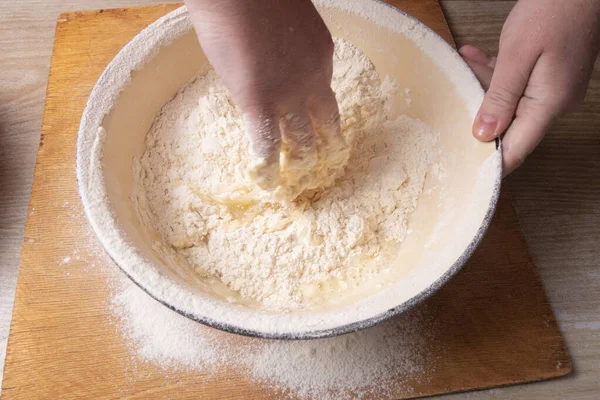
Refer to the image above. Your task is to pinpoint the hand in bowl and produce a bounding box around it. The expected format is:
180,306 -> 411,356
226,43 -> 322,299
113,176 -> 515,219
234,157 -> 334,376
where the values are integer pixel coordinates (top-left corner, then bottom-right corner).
185,0 -> 342,190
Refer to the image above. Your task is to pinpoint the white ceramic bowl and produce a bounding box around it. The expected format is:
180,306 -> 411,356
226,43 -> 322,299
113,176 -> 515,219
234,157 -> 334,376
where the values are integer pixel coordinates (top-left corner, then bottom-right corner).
77,1 -> 501,339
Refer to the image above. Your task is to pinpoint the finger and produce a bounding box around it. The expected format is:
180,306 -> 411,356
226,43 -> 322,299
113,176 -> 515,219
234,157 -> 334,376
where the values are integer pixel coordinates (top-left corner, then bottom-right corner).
244,110 -> 281,191
501,97 -> 556,176
280,105 -> 317,170
473,44 -> 540,142
308,87 -> 347,163
462,56 -> 494,91
459,45 -> 497,90
459,45 -> 496,68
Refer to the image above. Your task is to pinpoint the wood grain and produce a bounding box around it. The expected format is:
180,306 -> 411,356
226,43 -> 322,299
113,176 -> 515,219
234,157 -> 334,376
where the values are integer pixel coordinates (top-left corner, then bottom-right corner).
0,1 -> 598,399
0,0 -> 185,388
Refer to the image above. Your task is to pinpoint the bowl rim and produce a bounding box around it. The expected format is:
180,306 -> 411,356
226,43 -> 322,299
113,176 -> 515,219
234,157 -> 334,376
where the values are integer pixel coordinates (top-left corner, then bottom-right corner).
76,2 -> 502,340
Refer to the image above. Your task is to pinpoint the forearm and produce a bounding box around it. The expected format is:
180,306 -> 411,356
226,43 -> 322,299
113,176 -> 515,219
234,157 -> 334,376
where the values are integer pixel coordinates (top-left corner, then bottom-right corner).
185,0 -> 314,19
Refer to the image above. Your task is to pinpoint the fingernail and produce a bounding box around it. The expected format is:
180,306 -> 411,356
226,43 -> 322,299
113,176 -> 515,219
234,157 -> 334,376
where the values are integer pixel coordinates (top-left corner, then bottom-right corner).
475,113 -> 498,139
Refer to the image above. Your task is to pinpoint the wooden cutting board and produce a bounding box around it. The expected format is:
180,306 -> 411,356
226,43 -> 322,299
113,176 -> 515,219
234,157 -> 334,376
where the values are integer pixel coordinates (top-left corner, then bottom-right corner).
2,1 -> 572,399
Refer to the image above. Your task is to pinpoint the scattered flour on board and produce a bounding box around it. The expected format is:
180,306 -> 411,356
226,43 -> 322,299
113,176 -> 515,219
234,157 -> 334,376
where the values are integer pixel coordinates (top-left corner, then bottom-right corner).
55,219 -> 434,399
133,38 -> 440,310
111,280 -> 434,400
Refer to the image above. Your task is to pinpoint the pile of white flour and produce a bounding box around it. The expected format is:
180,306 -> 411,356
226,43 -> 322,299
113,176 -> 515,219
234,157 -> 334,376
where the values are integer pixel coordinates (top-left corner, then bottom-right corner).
133,38 -> 439,309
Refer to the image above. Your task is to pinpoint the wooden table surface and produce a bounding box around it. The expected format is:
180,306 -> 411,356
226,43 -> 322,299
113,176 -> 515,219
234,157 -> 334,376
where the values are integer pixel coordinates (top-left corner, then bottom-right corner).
0,1 -> 598,398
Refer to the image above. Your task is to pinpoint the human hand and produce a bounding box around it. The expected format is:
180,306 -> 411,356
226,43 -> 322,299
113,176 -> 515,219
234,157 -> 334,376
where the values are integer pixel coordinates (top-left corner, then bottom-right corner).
185,0 -> 342,190
459,0 -> 600,176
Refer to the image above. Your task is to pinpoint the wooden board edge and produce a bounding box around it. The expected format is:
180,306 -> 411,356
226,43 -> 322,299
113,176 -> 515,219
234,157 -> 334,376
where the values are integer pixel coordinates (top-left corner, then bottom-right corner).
433,0 -> 456,47
56,2 -> 183,23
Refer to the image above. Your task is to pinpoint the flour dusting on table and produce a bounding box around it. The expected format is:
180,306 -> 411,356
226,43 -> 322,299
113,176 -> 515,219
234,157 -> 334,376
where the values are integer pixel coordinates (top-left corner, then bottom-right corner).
111,280 -> 433,400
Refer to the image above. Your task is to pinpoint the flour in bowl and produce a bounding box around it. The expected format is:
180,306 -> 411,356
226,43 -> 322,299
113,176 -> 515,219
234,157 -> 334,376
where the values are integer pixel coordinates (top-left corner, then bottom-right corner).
133,38 -> 439,310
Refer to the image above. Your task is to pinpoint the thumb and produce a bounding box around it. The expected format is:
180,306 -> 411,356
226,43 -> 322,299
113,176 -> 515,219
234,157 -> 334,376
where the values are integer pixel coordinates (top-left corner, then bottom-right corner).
473,45 -> 538,141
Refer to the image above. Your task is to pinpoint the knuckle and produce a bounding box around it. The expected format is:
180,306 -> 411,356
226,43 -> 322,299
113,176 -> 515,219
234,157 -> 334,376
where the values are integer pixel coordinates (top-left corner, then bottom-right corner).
252,135 -> 281,157
285,113 -> 312,132
245,113 -> 278,138
485,87 -> 519,109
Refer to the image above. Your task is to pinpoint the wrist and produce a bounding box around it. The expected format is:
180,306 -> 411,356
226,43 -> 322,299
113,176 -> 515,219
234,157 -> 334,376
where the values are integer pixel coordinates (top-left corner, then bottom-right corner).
185,0 -> 310,15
